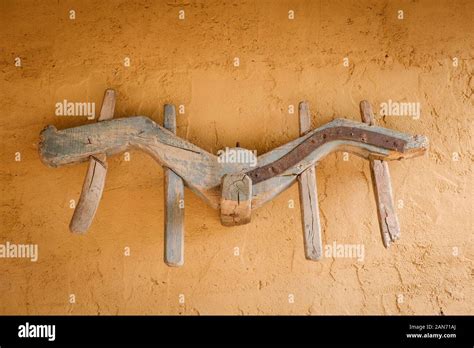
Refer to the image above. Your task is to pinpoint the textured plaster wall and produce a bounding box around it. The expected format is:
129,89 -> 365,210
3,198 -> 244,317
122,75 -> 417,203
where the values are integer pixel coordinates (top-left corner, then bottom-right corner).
0,0 -> 472,314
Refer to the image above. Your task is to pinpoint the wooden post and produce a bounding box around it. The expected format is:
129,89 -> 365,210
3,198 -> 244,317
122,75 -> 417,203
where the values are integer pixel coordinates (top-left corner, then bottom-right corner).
297,101 -> 323,260
220,173 -> 252,226
164,104 -> 185,266
69,89 -> 116,233
359,100 -> 400,247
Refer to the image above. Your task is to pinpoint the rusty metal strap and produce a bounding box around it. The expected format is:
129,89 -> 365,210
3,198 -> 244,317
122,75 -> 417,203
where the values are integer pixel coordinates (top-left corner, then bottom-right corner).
246,126 -> 407,184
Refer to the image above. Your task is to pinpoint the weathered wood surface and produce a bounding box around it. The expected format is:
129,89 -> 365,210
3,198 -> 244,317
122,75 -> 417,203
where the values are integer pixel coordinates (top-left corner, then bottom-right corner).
297,101 -> 323,260
40,116 -> 428,210
251,121 -> 427,209
163,104 -> 185,266
40,116 -> 221,209
69,155 -> 108,233
69,89 -> 116,233
220,174 -> 252,226
359,100 -> 400,247
99,89 -> 116,122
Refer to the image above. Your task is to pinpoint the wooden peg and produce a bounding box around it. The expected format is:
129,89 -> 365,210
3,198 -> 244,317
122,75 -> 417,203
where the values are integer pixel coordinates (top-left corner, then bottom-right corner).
359,100 -> 400,247
70,89 -> 116,233
163,104 -> 185,266
297,101 -> 323,260
220,173 -> 252,226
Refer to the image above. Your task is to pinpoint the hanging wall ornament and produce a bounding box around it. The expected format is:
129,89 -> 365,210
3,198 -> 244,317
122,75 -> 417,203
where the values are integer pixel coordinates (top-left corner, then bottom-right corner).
39,89 -> 429,266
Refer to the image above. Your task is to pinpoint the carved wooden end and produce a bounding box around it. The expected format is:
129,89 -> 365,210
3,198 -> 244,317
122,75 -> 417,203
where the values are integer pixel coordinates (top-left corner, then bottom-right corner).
220,173 -> 252,226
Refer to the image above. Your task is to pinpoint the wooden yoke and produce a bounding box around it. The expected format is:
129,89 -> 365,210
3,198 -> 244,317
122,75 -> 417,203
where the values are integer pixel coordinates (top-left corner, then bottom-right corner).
359,100 -> 400,247
39,98 -> 428,265
69,89 -> 116,233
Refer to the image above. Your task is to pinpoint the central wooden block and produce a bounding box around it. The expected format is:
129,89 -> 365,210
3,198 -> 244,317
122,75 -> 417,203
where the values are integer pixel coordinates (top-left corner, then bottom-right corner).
220,173 -> 252,226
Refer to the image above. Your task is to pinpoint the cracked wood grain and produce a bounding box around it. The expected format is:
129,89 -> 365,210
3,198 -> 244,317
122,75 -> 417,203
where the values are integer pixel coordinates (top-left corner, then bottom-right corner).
70,89 -> 116,233
163,104 -> 185,266
360,100 -> 400,247
220,174 -> 252,226
297,101 -> 323,260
